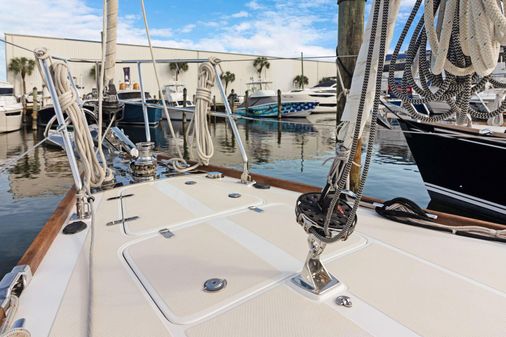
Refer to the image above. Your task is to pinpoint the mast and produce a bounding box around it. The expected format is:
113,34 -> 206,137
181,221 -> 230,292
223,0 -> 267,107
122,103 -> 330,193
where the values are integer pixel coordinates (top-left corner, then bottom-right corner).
104,0 -> 118,89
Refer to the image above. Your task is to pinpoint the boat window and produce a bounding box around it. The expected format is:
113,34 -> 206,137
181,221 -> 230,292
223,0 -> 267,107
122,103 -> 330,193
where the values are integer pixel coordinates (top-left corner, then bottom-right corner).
0,88 -> 14,95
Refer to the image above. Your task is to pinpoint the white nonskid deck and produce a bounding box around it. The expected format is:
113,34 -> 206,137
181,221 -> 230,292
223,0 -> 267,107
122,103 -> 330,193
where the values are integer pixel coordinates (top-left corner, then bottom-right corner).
12,174 -> 506,337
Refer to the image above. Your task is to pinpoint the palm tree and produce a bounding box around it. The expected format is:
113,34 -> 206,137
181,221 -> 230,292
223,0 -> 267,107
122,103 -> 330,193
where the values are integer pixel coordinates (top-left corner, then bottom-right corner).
220,71 -> 236,94
293,75 -> 308,89
169,62 -> 189,81
253,57 -> 270,88
8,57 -> 36,99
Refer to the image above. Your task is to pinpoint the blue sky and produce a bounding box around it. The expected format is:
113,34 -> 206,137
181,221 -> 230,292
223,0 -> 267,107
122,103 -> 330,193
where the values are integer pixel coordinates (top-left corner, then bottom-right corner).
0,0 -> 417,80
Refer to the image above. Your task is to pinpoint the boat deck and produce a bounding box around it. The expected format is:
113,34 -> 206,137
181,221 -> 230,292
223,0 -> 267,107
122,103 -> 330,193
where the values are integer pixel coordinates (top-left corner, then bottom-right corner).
13,174 -> 506,337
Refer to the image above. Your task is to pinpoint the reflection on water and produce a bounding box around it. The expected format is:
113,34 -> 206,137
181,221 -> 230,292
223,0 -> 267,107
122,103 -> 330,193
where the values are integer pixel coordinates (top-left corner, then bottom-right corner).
0,128 -> 73,276
0,115 -> 428,276
121,116 -> 427,202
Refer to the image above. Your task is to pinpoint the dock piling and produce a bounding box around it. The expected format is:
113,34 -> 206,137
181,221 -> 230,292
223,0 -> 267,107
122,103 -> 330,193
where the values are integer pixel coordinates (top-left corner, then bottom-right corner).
32,87 -> 38,130
277,89 -> 282,119
183,88 -> 187,122
245,90 -> 249,114
338,0 -> 365,192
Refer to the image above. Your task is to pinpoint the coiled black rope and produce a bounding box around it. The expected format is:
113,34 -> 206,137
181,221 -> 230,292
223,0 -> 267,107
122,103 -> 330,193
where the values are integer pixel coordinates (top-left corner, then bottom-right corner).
387,0 -> 506,123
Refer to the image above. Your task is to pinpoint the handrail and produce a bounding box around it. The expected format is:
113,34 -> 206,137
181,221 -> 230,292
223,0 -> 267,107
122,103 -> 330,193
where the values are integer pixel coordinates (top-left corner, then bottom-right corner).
213,64 -> 251,183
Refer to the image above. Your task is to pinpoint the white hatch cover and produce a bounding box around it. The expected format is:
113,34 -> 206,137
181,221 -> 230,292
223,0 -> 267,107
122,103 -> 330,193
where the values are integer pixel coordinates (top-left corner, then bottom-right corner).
123,223 -> 286,324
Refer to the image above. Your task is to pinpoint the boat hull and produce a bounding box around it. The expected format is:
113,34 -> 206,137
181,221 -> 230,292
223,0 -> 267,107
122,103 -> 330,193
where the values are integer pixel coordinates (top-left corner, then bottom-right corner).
161,107 -> 195,121
312,104 -> 336,113
236,101 -> 316,118
399,119 -> 506,223
121,101 -> 163,126
0,109 -> 22,133
37,106 -> 98,127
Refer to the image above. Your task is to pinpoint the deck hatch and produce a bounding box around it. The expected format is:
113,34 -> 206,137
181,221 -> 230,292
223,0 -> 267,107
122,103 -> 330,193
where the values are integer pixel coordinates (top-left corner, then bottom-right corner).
123,223 -> 284,324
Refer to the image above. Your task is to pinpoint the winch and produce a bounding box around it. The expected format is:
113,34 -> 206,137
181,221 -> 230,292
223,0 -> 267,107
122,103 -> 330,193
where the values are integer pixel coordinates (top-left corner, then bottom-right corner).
130,142 -> 157,181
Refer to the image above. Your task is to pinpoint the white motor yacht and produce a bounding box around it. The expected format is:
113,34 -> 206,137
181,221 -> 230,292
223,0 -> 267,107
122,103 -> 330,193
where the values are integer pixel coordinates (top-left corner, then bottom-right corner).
0,81 -> 23,133
291,79 -> 338,114
162,83 -> 195,121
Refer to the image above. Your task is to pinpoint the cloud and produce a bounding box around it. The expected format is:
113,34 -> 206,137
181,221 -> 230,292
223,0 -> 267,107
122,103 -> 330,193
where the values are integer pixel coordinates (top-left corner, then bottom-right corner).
149,28 -> 173,38
179,24 -> 196,34
0,0 -> 338,80
232,22 -> 252,32
209,0 -> 336,57
0,0 -> 194,79
231,11 -> 249,18
246,1 -> 263,10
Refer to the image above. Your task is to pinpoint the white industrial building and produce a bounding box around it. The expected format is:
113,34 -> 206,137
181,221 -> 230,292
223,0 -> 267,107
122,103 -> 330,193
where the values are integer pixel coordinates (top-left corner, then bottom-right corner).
4,33 -> 336,102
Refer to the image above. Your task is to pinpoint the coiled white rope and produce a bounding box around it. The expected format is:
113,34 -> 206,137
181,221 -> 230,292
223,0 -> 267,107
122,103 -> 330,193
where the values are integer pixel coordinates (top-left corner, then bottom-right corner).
140,0 -> 216,170
34,49 -> 112,191
425,0 -> 505,76
185,60 -> 216,166
52,62 -> 112,189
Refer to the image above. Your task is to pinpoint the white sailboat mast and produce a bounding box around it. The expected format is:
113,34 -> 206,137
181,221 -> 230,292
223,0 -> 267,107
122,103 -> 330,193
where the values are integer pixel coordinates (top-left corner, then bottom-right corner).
104,0 -> 118,87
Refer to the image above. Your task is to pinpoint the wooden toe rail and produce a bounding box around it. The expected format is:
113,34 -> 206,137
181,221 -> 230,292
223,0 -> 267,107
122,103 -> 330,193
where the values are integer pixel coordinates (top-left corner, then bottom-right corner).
17,187 -> 76,273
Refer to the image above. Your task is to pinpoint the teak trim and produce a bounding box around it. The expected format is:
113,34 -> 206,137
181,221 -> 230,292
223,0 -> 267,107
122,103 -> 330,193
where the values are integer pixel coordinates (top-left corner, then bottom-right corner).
17,187 -> 76,273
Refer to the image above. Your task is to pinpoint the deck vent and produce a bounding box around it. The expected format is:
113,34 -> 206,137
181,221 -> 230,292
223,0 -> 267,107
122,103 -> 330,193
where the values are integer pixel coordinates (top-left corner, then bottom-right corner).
253,182 -> 270,189
62,221 -> 87,235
